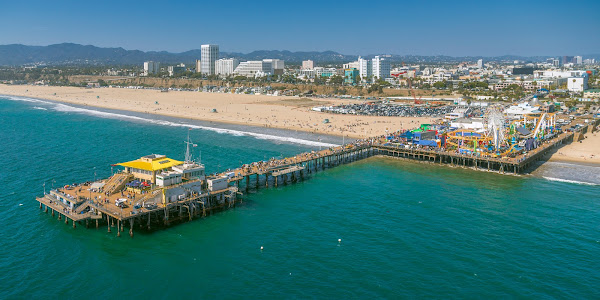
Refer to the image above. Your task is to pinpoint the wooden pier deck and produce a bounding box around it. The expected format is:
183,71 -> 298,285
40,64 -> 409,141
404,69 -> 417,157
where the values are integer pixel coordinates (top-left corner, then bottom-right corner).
35,118 -> 598,236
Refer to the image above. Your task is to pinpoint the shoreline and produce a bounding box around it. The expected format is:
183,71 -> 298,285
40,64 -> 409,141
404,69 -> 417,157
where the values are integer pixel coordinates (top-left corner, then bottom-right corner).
3,84 -> 598,168
547,132 -> 600,166
1,93 -> 346,147
547,156 -> 600,167
0,84 -> 435,139
3,89 -> 352,139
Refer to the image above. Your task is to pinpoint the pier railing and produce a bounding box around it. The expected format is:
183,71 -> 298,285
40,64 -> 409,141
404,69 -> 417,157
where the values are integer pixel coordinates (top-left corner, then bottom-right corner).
36,118 -> 596,235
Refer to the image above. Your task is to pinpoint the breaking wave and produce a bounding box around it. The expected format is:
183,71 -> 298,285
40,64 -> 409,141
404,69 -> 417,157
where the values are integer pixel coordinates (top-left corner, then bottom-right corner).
542,177 -> 598,186
1,95 -> 338,147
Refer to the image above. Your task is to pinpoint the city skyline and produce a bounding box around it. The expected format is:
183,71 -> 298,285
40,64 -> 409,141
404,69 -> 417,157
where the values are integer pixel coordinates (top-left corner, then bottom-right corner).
1,0 -> 599,56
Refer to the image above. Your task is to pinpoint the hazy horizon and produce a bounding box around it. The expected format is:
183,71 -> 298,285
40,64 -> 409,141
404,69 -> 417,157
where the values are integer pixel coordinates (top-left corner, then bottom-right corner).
3,42 -> 599,59
1,0 -> 598,57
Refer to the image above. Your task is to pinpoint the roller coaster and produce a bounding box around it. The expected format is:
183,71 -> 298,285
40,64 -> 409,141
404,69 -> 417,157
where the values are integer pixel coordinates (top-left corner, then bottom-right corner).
445,109 -> 557,158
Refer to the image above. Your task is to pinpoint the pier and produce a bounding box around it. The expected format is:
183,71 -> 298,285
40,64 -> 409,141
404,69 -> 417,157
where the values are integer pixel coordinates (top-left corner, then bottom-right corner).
35,118 -> 598,236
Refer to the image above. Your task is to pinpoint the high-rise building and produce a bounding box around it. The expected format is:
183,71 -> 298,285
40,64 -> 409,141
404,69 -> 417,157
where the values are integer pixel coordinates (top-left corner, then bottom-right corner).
195,60 -> 201,73
562,56 -> 574,65
143,61 -> 160,76
302,60 -> 314,70
358,57 -> 372,81
553,59 -> 561,67
372,56 -> 390,80
574,56 -> 583,65
477,59 -> 484,69
201,44 -> 219,75
215,58 -> 240,76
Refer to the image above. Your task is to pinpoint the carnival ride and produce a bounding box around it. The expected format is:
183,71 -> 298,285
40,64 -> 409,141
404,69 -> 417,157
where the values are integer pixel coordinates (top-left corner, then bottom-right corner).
522,112 -> 556,139
445,106 -> 527,157
445,104 -> 559,157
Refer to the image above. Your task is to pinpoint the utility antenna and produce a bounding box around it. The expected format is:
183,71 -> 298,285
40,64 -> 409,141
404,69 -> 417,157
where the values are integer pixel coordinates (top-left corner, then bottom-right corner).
184,129 -> 192,164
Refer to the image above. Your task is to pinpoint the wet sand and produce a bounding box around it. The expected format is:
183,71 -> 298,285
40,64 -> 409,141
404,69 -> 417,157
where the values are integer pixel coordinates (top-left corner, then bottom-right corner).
0,84 -> 434,139
549,131 -> 600,165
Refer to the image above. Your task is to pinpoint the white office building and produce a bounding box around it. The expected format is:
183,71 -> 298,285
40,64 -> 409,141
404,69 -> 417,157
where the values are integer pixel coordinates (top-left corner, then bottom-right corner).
567,77 -> 588,92
314,67 -> 337,77
534,70 -> 588,79
302,60 -> 314,70
215,58 -> 239,76
574,56 -> 583,65
200,44 -> 219,75
143,61 -> 160,76
234,61 -> 269,77
372,56 -> 390,80
299,69 -> 315,78
477,59 -> 484,69
263,59 -> 285,75
344,61 -> 359,69
358,57 -> 372,81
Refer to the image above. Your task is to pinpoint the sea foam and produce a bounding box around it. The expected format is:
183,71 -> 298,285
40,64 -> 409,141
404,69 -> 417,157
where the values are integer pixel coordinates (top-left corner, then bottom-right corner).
542,177 -> 598,186
2,95 -> 338,147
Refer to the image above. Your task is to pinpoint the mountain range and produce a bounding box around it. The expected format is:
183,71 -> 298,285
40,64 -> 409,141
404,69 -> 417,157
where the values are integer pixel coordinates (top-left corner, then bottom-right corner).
0,43 -> 597,66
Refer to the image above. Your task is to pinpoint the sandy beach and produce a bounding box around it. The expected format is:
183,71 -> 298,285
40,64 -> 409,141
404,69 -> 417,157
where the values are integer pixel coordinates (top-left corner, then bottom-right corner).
549,131 -> 600,165
0,84 -> 433,139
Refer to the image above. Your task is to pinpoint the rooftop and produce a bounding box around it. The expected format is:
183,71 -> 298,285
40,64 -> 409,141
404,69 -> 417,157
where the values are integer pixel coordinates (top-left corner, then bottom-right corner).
117,155 -> 183,172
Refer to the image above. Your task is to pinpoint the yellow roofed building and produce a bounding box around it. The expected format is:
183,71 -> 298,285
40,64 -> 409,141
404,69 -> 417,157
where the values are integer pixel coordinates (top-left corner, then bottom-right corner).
117,154 -> 183,184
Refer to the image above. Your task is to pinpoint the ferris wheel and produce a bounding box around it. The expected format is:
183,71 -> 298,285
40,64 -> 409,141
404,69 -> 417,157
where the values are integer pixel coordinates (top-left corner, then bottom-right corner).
484,107 -> 505,150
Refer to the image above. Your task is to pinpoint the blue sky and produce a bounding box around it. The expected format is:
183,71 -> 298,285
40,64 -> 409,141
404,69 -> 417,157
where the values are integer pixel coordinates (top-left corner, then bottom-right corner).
1,0 -> 598,56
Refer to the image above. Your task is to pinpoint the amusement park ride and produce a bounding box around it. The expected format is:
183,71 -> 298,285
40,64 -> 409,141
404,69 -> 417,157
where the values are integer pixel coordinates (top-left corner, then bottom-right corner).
444,107 -> 557,157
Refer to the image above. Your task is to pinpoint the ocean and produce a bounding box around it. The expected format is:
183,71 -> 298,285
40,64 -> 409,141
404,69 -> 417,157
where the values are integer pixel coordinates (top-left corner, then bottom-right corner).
1,95 -> 599,298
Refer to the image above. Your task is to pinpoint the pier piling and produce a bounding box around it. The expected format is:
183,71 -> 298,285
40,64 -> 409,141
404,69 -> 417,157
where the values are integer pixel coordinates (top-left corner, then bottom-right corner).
129,219 -> 134,238
35,125 -> 591,236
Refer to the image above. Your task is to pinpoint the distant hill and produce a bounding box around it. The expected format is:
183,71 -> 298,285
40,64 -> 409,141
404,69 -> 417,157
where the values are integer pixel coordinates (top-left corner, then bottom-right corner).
0,43 -> 198,66
0,43 -> 596,66
0,44 -> 357,66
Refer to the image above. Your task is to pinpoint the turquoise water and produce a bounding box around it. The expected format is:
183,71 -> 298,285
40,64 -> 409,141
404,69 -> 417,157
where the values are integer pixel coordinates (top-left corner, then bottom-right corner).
1,96 -> 599,298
